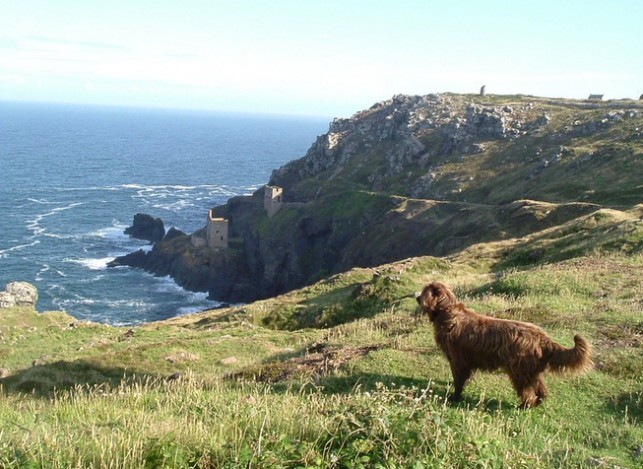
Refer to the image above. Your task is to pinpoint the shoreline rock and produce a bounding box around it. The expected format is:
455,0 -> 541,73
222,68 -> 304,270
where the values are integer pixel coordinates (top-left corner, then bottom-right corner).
0,282 -> 38,309
124,213 -> 165,243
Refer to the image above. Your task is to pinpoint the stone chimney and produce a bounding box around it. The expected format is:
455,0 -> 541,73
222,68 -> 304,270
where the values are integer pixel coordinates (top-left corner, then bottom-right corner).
206,209 -> 228,248
264,185 -> 283,218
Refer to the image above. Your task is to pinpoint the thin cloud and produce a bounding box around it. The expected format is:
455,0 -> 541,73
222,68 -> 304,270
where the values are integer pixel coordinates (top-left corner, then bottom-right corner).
26,36 -> 129,51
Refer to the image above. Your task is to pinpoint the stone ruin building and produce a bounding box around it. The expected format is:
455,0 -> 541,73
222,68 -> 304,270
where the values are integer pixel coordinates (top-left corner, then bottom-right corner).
199,185 -> 284,251
206,209 -> 228,249
264,185 -> 283,218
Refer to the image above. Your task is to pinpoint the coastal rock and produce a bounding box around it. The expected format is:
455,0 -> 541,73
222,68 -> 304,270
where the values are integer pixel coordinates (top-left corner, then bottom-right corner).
164,227 -> 186,241
0,282 -> 38,309
113,93 -> 643,305
107,249 -> 148,268
124,213 -> 165,242
110,228 -> 254,302
0,292 -> 16,308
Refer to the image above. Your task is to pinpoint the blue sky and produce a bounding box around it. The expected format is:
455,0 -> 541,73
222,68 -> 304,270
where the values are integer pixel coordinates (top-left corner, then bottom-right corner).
1,0 -> 641,117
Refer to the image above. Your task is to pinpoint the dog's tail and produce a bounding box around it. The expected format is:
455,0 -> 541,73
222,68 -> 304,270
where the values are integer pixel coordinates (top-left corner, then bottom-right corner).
547,335 -> 593,375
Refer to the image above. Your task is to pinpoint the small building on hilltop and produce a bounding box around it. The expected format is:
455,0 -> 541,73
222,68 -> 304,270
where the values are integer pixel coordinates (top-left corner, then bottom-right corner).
588,94 -> 604,101
264,185 -> 283,218
206,209 -> 228,249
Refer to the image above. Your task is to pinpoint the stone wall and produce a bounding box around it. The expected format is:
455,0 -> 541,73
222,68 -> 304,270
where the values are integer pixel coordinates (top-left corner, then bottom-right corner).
206,210 -> 228,249
264,185 -> 283,217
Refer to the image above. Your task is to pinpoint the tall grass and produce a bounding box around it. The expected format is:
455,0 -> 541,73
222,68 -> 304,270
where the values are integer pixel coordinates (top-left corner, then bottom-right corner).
1,376 -> 612,468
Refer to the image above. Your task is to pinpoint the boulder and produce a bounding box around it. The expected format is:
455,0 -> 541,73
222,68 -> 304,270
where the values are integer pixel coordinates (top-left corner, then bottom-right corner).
164,227 -> 186,241
0,292 -> 16,308
0,282 -> 38,309
107,249 -> 148,268
124,213 -> 165,242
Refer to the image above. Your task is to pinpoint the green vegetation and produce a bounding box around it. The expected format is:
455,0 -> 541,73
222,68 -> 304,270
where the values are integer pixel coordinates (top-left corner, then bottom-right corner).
2,215 -> 642,467
2,94 -> 642,467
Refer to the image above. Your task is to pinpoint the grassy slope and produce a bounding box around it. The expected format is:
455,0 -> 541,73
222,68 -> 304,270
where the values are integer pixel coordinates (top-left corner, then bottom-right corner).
1,207 -> 642,468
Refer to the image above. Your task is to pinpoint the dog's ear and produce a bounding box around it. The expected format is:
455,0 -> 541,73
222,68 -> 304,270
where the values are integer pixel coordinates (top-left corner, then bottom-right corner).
417,284 -> 441,321
430,281 -> 457,310
416,285 -> 432,309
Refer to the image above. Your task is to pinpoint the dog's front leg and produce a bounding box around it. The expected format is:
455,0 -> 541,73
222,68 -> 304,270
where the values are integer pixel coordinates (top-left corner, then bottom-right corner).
450,363 -> 473,402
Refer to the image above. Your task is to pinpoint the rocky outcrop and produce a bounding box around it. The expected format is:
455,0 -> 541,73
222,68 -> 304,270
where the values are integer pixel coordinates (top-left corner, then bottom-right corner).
124,213 -> 165,242
111,190 -> 601,303
111,219 -> 254,302
113,94 -> 643,304
269,94 -> 642,203
269,94 -> 539,200
0,282 -> 38,309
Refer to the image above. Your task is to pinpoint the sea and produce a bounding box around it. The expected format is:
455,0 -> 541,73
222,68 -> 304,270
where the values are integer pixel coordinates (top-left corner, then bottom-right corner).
0,101 -> 329,325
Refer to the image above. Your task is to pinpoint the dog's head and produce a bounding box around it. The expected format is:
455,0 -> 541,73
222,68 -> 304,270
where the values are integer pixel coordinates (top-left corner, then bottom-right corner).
416,281 -> 457,321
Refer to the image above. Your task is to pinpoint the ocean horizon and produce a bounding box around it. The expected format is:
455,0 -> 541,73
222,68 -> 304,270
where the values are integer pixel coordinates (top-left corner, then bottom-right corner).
0,101 -> 328,324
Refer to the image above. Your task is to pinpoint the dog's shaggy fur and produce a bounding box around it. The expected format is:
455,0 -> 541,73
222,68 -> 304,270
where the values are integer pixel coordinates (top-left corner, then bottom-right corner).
416,281 -> 592,408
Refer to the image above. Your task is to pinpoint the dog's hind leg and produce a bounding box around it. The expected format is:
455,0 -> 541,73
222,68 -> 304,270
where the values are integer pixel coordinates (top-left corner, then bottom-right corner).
534,374 -> 548,405
510,373 -> 539,408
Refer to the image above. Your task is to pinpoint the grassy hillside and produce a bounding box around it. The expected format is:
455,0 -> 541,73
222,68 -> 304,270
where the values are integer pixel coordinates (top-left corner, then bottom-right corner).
1,206 -> 641,467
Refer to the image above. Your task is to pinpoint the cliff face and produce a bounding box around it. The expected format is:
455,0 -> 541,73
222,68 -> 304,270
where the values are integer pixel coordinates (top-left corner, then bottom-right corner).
111,93 -> 643,303
270,93 -> 642,206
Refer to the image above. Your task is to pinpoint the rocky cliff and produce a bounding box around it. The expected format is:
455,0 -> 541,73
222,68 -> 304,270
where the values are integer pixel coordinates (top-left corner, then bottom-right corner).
270,93 -> 642,205
111,93 -> 643,303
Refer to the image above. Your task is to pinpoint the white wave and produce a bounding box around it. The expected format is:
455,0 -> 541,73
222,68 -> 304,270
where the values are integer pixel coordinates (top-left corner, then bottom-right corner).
51,294 -> 152,320
121,183 -> 143,188
43,232 -> 78,240
53,186 -> 123,192
154,276 -> 187,294
26,198 -> 57,205
123,183 -> 240,195
35,264 -> 67,280
153,277 -> 214,303
187,291 -> 211,302
77,274 -> 104,284
124,183 -> 201,191
92,225 -> 128,240
151,200 -> 194,212
109,298 -> 150,308
0,240 -> 40,258
73,297 -> 97,305
177,305 -> 211,315
35,264 -> 50,281
64,257 -> 114,270
26,202 -> 87,240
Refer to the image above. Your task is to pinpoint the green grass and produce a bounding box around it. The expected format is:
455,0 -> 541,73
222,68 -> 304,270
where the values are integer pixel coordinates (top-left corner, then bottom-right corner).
3,214 -> 643,467
2,243 -> 642,467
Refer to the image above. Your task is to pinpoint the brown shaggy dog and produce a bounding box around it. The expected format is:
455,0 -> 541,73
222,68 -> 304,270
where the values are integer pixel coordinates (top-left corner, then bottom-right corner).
416,281 -> 592,408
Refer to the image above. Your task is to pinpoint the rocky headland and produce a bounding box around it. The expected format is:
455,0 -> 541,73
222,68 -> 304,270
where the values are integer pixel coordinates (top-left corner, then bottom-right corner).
110,93 -> 643,303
